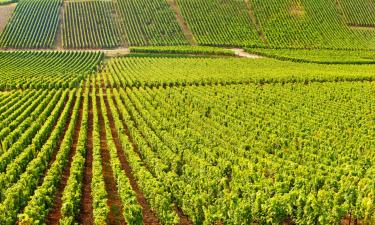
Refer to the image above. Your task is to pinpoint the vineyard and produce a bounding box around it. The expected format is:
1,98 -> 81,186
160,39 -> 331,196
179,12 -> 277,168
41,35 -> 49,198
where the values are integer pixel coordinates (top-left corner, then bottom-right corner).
115,0 -> 188,46
101,56 -> 375,88
62,0 -> 119,49
246,48 -> 375,64
0,0 -> 375,49
0,51 -> 103,90
0,0 -> 374,224
339,0 -> 375,27
176,0 -> 262,47
0,0 -> 62,48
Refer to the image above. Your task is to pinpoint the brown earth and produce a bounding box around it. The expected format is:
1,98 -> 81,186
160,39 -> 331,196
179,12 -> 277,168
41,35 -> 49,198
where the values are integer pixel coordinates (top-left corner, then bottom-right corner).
109,88 -> 194,225
55,2 -> 64,49
103,88 -> 161,225
38,95 -> 73,188
78,88 -> 94,225
244,0 -> 268,46
46,94 -> 83,224
0,3 -> 16,33
289,1 -> 305,18
166,0 -> 197,46
96,91 -> 126,225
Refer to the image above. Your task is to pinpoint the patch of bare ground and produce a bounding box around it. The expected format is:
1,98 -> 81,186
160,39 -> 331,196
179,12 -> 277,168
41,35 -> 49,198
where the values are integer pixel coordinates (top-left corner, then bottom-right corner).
166,0 -> 197,46
244,0 -> 268,46
341,215 -> 364,225
54,2 -> 64,50
103,48 -> 130,57
175,206 -> 194,225
350,25 -> 375,30
231,48 -> 262,58
108,87 -> 194,225
0,3 -> 16,33
334,0 -> 348,22
96,92 -> 126,225
103,89 -> 160,225
288,1 -> 305,17
78,88 -> 94,225
46,94 -> 83,224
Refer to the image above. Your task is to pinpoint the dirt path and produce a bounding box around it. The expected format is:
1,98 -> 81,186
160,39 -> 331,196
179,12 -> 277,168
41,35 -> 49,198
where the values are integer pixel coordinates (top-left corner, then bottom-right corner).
96,92 -> 126,225
166,0 -> 197,45
334,0 -> 350,24
350,25 -> 375,30
0,3 -> 16,34
243,0 -> 268,46
55,2 -> 64,49
103,87 -> 160,225
231,48 -> 262,58
46,94 -> 83,224
78,88 -> 94,225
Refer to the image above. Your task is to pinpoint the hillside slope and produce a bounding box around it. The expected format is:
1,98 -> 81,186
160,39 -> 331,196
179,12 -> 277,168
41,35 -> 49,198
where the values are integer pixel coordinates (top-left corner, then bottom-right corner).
1,0 -> 375,50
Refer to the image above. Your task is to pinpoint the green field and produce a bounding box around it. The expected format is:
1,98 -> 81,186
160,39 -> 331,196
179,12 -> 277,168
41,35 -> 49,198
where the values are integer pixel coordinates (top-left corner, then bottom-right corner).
0,0 -> 374,225
0,0 -> 61,48
62,0 -> 119,48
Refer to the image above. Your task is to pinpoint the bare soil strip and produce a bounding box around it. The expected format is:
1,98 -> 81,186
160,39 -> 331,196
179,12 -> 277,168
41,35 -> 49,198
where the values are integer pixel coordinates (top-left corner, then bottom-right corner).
166,0 -> 197,45
231,48 -> 262,59
46,94 -> 83,224
0,3 -> 16,33
55,2 -> 64,50
103,88 -> 160,225
334,0 -> 348,23
244,0 -> 268,46
78,89 -> 94,225
175,206 -> 194,225
38,95 -> 74,187
350,25 -> 375,30
109,88 -> 194,225
96,93 -> 126,225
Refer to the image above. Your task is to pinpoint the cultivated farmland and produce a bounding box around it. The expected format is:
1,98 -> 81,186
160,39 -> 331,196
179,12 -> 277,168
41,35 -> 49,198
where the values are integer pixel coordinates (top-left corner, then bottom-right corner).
0,0 -> 374,224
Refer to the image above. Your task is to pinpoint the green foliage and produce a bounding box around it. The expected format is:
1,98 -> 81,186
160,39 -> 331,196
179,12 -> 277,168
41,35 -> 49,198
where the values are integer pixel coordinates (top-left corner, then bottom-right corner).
91,83 -> 110,225
247,48 -> 375,64
339,0 -> 375,26
60,87 -> 89,225
115,0 -> 188,46
130,46 -> 235,55
102,56 -> 375,88
250,0 -> 375,49
0,0 -> 62,48
18,89 -> 82,225
103,81 -> 375,225
0,89 -> 74,225
107,87 -> 180,225
99,87 -> 143,225
0,51 -> 103,90
62,0 -> 120,49
177,0 -> 262,47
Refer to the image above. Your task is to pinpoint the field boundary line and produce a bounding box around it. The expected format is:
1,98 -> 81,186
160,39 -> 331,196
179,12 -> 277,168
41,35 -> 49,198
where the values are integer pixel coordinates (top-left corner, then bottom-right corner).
46,91 -> 83,224
166,0 -> 197,46
78,84 -> 94,225
244,0 -> 268,46
103,85 -> 161,225
96,87 -> 126,225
